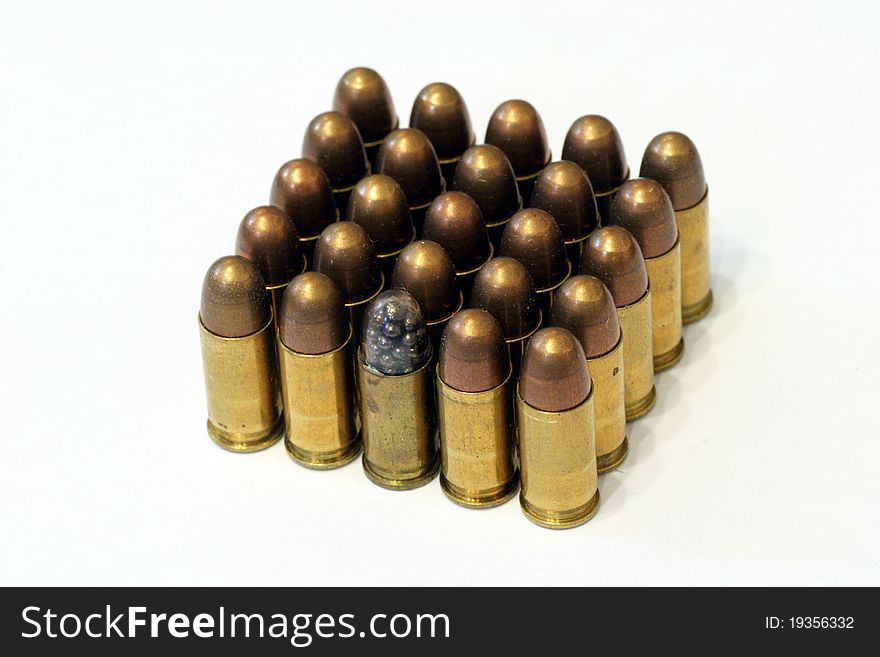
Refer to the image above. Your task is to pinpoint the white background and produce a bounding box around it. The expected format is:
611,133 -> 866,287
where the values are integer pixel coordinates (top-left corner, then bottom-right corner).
2,0 -> 878,586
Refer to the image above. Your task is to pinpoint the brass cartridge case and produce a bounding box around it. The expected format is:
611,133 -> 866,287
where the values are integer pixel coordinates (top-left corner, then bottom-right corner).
199,316 -> 283,452
358,354 -> 439,490
677,192 -> 712,323
618,288 -> 656,420
517,387 -> 599,529
437,372 -> 517,508
588,338 -> 628,473
645,238 -> 684,370
278,330 -> 360,469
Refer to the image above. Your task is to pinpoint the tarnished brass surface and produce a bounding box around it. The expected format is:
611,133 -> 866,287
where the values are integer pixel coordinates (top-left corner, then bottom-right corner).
517,387 -> 599,529
588,337 -> 628,473
646,238 -> 684,370
199,315 -> 283,452
358,353 -> 438,490
437,372 -> 517,508
618,288 -> 656,420
677,191 -> 712,323
278,330 -> 360,469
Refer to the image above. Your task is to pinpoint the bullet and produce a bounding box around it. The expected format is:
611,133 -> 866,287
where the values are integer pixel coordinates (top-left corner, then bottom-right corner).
410,82 -> 475,183
437,309 -> 517,508
199,256 -> 283,452
392,240 -> 462,352
422,191 -> 492,298
580,226 -> 655,420
312,221 -> 383,337
517,327 -> 599,529
452,144 -> 521,249
333,67 -> 398,170
277,272 -> 360,469
345,174 -> 415,281
499,208 -> 570,316
640,131 -> 712,323
551,275 -> 627,473
376,128 -> 444,234
358,289 -> 439,490
561,115 -> 629,222
610,178 -> 684,371
469,257 -> 541,377
485,99 -> 551,205
235,205 -> 306,324
269,158 -> 337,266
530,160 -> 600,262
302,111 -> 369,214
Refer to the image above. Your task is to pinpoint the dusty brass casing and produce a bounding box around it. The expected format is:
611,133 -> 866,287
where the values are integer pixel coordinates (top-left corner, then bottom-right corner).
517,386 -> 599,529
437,371 -> 517,508
677,190 -> 712,323
645,237 -> 684,371
199,315 -> 283,452
588,337 -> 628,473
618,287 -> 656,420
358,352 -> 439,490
277,329 -> 360,469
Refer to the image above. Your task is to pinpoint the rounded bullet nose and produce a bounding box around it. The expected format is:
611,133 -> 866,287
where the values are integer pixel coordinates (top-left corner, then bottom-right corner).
409,82 -> 475,161
561,115 -> 628,193
639,131 -> 707,210
609,178 -> 678,258
392,240 -> 460,322
361,289 -> 430,375
579,226 -> 648,307
376,128 -> 443,207
551,275 -> 621,359
200,255 -> 270,338
499,208 -> 568,290
452,144 -> 521,224
440,308 -> 509,393
269,159 -> 337,239
520,327 -> 591,413
278,272 -> 348,355
422,191 -> 490,272
530,161 -> 599,243
313,221 -> 381,304
302,111 -> 368,189
234,205 -> 301,287
469,257 -> 539,340
485,99 -> 551,177
345,174 -> 414,253
333,67 -> 398,144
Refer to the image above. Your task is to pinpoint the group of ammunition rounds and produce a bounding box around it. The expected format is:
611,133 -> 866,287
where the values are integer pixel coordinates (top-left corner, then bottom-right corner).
199,67 -> 712,529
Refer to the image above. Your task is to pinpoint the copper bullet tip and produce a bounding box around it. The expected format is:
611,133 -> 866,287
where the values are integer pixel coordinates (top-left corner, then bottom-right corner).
345,174 -> 414,254
485,99 -> 551,177
439,308 -> 509,393
639,131 -> 707,210
333,67 -> 398,145
269,159 -> 337,239
278,271 -> 349,355
452,144 -> 521,225
376,128 -> 443,207
469,257 -> 539,340
499,208 -> 568,290
530,161 -> 599,243
302,111 -> 368,189
561,115 -> 628,193
200,255 -> 270,338
235,205 -> 301,287
609,178 -> 678,258
313,221 -> 381,305
579,226 -> 648,307
361,289 -> 430,375
392,240 -> 460,322
550,275 -> 621,359
422,191 -> 491,272
409,82 -> 475,161
519,327 -> 591,413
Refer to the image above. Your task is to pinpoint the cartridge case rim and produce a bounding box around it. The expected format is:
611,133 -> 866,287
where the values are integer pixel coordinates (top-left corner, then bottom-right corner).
596,436 -> 628,474
285,434 -> 362,470
682,290 -> 713,324
625,384 -> 656,421
520,488 -> 600,530
362,454 -> 440,490
654,337 -> 685,371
